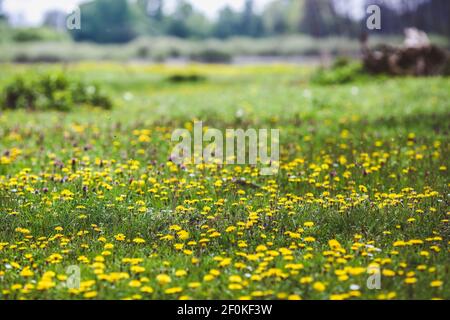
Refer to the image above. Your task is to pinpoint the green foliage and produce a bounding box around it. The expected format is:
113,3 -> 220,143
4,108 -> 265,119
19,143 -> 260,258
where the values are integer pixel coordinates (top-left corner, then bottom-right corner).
70,0 -> 138,43
261,0 -> 295,35
190,48 -> 232,64
2,0 -> 450,44
212,1 -> 264,39
165,0 -> 212,39
1,77 -> 37,110
166,74 -> 206,83
11,27 -> 69,42
311,58 -> 366,85
0,26 -> 69,43
1,73 -> 112,111
12,52 -> 65,63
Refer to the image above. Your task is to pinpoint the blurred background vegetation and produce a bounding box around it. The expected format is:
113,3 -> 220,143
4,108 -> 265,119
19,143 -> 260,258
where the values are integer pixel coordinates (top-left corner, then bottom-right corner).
0,0 -> 448,63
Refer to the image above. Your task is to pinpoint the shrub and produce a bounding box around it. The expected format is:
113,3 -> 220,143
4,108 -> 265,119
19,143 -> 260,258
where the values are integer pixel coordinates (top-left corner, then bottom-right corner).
3,78 -> 38,110
13,53 -> 66,63
166,74 -> 206,83
311,58 -> 364,85
189,48 -> 232,64
11,27 -> 69,43
136,46 -> 150,59
1,73 -> 112,111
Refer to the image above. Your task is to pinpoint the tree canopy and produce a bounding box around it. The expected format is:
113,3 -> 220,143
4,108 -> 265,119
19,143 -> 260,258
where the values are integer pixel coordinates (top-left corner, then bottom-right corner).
64,0 -> 449,43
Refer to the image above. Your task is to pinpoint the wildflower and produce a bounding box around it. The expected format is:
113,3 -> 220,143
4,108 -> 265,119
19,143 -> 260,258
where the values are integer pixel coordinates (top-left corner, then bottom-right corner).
203,274 -> 215,282
219,258 -> 232,267
188,282 -> 201,289
129,280 -> 142,288
175,270 -> 187,277
130,266 -> 145,274
430,280 -> 443,288
156,274 -> 172,285
228,284 -> 243,290
313,282 -> 326,292
229,275 -> 242,283
114,234 -> 126,241
20,268 -> 34,278
165,287 -> 183,294
177,230 -> 190,240
133,238 -> 146,244
328,239 -> 341,250
140,286 -> 154,293
382,269 -> 396,277
300,276 -> 313,284
404,278 -> 417,285
84,291 -> 98,299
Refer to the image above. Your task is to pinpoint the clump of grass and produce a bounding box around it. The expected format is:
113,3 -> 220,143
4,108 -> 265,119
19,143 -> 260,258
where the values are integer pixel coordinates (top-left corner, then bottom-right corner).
1,73 -> 112,111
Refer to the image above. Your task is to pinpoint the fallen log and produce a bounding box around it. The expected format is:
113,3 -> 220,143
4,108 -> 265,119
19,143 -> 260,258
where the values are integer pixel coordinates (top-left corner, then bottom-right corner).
361,28 -> 450,76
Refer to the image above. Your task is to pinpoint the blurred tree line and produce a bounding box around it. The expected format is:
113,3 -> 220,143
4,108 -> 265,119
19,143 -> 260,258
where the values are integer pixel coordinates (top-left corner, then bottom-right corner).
2,0 -> 448,43
0,0 -> 6,21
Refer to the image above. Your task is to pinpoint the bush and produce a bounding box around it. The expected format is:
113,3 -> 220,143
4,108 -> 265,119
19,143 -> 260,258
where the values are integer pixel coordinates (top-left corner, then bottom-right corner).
11,27 -> 69,43
190,48 -> 232,64
2,78 -> 38,110
311,58 -> 364,85
1,73 -> 112,112
13,53 -> 66,63
166,74 -> 206,83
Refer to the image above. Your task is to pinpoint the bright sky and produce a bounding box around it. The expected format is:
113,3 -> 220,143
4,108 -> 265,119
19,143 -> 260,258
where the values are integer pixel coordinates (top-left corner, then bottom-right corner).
2,0 -> 274,26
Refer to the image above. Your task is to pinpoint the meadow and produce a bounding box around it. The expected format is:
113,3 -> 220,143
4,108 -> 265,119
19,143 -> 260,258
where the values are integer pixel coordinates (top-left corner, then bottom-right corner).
0,63 -> 448,300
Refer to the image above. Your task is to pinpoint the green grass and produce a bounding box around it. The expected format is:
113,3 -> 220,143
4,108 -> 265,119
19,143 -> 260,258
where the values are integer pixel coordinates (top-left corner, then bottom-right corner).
0,63 -> 448,300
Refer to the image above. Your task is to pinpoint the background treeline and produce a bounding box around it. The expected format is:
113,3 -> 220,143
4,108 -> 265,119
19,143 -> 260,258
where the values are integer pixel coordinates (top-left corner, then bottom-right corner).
0,0 -> 448,63
71,0 -> 450,42
69,0 -> 450,42
1,0 -> 448,44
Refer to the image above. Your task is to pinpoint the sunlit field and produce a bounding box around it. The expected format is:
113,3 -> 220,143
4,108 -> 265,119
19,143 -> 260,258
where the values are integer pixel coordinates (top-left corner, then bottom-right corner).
0,63 -> 448,300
